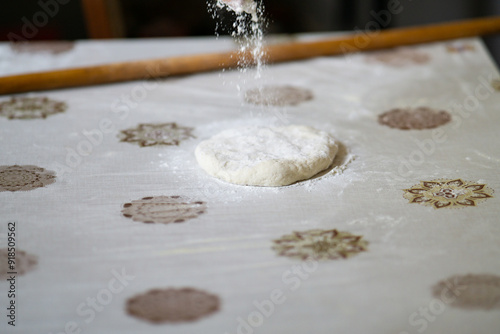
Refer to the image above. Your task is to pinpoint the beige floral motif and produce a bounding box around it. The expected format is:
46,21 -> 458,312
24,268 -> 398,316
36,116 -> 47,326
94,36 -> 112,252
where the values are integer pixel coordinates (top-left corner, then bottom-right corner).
272,229 -> 368,261
122,196 -> 207,224
403,179 -> 494,209
244,85 -> 313,106
10,41 -> 75,54
432,274 -> 500,310
491,79 -> 500,91
446,43 -> 475,53
126,287 -> 220,323
118,123 -> 195,147
0,97 -> 67,119
365,47 -> 430,67
378,107 -> 452,130
0,165 -> 56,192
0,248 -> 38,279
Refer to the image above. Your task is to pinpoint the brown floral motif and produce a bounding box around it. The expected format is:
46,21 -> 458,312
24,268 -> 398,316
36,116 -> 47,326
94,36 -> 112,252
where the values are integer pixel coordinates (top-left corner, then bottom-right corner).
365,47 -> 430,67
0,165 -> 56,192
432,274 -> 500,310
446,43 -> 475,53
122,196 -> 207,224
9,41 -> 75,54
491,79 -> 500,92
272,229 -> 368,261
0,97 -> 67,119
378,107 -> 452,130
403,179 -> 494,209
0,248 -> 38,279
118,123 -> 195,147
244,85 -> 313,106
126,287 -> 220,323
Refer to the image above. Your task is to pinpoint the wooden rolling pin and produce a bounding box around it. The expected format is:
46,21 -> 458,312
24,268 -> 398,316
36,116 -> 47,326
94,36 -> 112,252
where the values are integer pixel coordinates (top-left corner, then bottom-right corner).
1,15 -> 500,95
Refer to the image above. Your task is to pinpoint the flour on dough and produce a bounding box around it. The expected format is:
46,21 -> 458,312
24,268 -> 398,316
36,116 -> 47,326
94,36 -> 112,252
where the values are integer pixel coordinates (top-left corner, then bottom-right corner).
195,125 -> 338,187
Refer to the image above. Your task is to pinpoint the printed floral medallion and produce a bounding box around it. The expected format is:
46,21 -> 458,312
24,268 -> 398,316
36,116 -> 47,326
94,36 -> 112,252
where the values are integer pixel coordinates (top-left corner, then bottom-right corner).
432,274 -> 500,310
491,79 -> 500,92
403,179 -> 494,209
378,107 -> 452,130
272,229 -> 368,261
9,41 -> 75,54
365,47 -> 430,67
0,165 -> 56,192
122,196 -> 207,224
126,287 -> 220,323
0,248 -> 38,279
446,43 -> 475,53
0,97 -> 67,119
244,85 -> 313,106
118,123 -> 195,147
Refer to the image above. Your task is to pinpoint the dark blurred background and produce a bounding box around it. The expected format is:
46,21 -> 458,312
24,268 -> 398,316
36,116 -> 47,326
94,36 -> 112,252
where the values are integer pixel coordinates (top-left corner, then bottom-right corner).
1,0 -> 500,62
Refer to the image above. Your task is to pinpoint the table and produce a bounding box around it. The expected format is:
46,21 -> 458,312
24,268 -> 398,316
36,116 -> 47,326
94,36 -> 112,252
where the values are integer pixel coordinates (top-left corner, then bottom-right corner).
1,34 -> 499,334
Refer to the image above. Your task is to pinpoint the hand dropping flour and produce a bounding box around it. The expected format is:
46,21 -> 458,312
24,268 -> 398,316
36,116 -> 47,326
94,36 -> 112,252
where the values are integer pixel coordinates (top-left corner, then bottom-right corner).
217,0 -> 258,20
195,125 -> 338,186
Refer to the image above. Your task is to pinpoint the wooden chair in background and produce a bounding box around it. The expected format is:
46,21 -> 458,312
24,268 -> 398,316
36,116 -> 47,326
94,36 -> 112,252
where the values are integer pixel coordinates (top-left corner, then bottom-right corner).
80,0 -> 125,38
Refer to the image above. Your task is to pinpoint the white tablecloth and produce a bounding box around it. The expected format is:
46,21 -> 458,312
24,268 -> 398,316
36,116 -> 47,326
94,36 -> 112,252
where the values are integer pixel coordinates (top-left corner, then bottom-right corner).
0,34 -> 499,334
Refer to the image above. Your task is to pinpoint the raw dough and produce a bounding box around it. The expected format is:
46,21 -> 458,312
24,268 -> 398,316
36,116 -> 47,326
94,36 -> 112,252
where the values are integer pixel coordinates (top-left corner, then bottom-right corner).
195,125 -> 338,186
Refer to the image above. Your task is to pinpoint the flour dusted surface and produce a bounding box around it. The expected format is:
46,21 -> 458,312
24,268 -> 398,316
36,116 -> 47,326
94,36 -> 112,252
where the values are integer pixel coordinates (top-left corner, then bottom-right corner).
195,125 -> 338,186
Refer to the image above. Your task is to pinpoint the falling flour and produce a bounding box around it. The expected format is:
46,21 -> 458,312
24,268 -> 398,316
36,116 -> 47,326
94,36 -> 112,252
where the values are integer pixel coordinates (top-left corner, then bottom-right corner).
214,0 -> 265,77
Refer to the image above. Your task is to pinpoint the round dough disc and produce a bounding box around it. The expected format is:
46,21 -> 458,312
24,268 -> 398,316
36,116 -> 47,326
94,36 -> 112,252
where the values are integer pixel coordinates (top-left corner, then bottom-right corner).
195,125 -> 338,186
